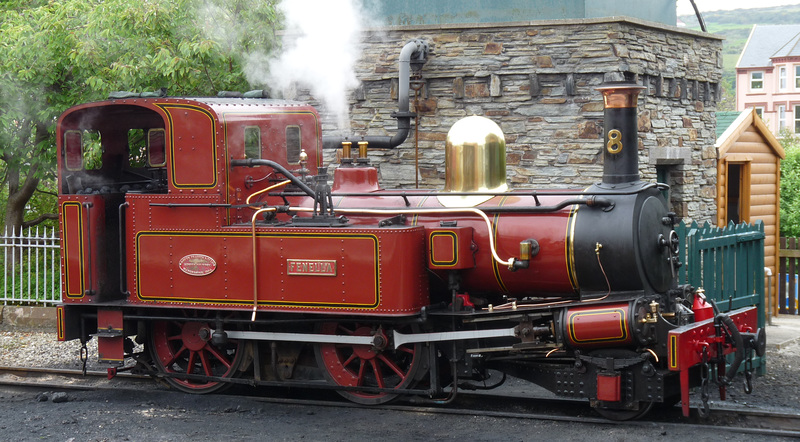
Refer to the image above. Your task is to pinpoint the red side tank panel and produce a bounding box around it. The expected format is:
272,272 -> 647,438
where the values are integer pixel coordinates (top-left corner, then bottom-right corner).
129,225 -> 429,315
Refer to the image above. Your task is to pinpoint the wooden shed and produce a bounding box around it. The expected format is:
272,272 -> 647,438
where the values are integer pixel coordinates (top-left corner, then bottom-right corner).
716,109 -> 785,315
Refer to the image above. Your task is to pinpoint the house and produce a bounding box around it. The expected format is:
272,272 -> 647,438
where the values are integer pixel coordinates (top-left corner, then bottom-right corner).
716,109 -> 785,315
736,24 -> 800,135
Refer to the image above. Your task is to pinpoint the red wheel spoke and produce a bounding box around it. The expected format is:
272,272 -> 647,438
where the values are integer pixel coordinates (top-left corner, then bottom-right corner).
165,345 -> 187,368
342,353 -> 357,368
370,360 -> 385,388
337,324 -> 356,335
377,354 -> 407,379
186,350 -> 197,375
397,346 -> 414,355
205,345 -> 233,369
199,350 -> 213,376
356,360 -> 367,386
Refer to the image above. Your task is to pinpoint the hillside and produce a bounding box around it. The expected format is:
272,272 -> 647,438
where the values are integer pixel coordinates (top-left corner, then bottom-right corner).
679,5 -> 800,109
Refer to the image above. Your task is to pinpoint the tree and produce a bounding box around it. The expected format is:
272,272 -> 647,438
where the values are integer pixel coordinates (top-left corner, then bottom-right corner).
0,0 -> 280,235
780,130 -> 800,237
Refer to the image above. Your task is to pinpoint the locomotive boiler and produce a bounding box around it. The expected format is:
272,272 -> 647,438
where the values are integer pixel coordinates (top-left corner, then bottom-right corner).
55,42 -> 765,420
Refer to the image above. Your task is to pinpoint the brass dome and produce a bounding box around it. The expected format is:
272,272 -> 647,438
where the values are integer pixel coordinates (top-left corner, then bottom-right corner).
440,115 -> 508,207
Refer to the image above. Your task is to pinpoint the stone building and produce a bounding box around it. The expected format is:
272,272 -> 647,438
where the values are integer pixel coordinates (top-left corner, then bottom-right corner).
293,17 -> 722,224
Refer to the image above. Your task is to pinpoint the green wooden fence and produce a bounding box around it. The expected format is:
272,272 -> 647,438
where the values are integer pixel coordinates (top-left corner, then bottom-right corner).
676,220 -> 765,328
676,220 -> 766,375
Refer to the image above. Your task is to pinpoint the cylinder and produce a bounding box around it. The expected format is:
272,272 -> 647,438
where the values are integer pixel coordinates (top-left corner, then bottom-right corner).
596,83 -> 646,185
561,303 -> 634,349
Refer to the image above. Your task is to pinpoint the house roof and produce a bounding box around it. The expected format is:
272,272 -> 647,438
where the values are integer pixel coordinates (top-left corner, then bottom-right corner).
715,109 -> 786,159
737,24 -> 800,68
774,31 -> 800,58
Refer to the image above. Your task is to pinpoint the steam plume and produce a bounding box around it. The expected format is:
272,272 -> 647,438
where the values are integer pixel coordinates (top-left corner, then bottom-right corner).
265,0 -> 369,133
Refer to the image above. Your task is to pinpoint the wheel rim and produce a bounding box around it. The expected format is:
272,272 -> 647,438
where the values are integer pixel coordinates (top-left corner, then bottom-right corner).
316,322 -> 425,405
594,401 -> 654,421
149,317 -> 242,394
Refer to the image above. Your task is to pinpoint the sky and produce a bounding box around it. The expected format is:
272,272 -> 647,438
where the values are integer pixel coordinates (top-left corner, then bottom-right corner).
677,0 -> 800,15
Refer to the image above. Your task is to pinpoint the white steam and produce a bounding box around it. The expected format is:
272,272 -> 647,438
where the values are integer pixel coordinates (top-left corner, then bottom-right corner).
196,0 -> 378,134
263,0 -> 368,133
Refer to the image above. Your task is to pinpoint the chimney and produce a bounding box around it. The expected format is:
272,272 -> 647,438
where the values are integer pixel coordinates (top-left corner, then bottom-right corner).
596,83 -> 646,185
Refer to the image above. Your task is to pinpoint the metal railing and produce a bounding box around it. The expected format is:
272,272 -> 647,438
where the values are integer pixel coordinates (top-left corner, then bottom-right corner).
778,236 -> 800,315
0,227 -> 61,305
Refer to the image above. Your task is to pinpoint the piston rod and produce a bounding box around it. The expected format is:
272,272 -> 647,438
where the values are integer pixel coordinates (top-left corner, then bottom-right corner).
214,327 -> 517,349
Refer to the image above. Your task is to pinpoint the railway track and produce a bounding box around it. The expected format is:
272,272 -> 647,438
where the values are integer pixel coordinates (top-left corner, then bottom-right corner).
1,365 -> 798,438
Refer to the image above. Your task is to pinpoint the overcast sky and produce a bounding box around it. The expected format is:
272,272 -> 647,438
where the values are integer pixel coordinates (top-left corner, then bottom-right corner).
677,0 -> 800,15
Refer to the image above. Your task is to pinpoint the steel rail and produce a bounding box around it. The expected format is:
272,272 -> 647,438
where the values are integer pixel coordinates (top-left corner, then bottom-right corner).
1,365 -> 798,437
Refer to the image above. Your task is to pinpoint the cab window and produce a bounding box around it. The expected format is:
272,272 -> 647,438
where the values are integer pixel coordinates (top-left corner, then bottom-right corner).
286,125 -> 301,164
245,126 -> 261,159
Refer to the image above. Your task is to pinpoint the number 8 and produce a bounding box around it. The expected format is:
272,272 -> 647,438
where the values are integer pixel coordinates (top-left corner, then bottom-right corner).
607,129 -> 623,154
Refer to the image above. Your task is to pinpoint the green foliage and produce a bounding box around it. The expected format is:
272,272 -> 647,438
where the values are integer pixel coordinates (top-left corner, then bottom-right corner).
0,0 -> 280,233
780,130 -> 800,237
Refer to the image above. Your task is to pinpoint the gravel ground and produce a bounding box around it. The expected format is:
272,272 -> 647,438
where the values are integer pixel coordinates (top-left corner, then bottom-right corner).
0,326 -> 797,413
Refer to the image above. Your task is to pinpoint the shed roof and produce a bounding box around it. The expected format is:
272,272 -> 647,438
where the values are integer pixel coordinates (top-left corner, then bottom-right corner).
715,111 -> 743,139
737,24 -> 800,68
715,109 -> 785,159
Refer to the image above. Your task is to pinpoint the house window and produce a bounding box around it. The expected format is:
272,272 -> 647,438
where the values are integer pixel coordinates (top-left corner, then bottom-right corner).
751,71 -> 764,91
754,107 -> 764,119
796,65 -> 800,89
779,105 -> 787,131
780,66 -> 787,90
795,105 -> 800,132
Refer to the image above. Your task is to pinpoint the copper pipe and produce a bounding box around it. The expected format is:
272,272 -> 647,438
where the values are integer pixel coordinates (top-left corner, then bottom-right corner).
246,180 -> 292,208
290,205 -> 515,269
250,207 -> 277,321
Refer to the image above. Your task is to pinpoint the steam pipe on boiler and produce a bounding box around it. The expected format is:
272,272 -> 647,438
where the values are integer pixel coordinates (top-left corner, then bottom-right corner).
322,39 -> 429,150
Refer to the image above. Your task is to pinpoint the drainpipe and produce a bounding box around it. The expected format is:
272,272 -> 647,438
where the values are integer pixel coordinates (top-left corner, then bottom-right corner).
322,39 -> 429,150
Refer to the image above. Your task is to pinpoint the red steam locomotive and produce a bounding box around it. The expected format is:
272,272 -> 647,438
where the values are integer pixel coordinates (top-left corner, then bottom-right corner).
55,42 -> 765,420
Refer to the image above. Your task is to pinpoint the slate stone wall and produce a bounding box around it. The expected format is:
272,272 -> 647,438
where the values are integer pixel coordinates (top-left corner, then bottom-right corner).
290,18 -> 722,223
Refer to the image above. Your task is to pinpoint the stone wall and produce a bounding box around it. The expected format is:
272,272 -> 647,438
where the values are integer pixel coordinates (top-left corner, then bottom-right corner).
291,17 -> 722,224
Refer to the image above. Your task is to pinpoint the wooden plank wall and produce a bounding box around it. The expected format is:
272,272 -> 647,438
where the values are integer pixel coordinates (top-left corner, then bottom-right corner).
718,125 -> 781,316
